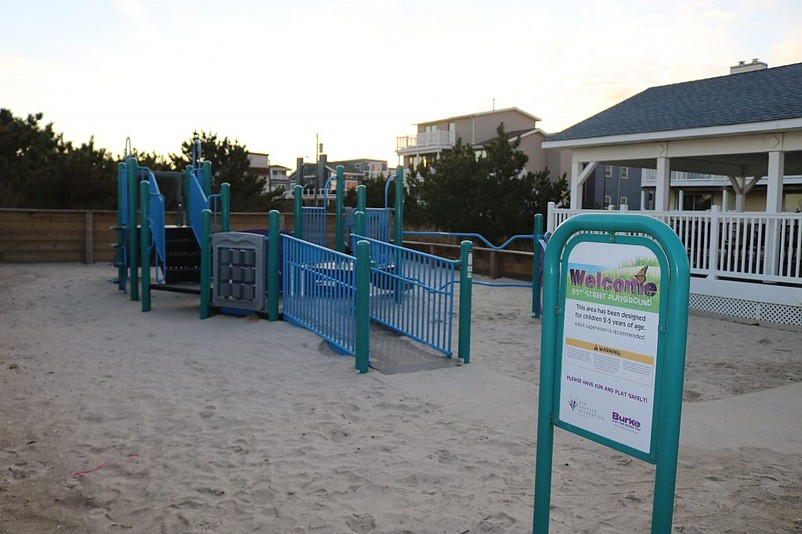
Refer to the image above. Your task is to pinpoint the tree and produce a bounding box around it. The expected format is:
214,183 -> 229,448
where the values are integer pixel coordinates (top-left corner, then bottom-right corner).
170,131 -> 276,212
0,109 -> 116,209
417,124 -> 569,242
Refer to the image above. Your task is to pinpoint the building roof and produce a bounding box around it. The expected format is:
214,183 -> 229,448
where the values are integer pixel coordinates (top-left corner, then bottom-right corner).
473,127 -> 543,147
416,107 -> 541,126
546,62 -> 802,143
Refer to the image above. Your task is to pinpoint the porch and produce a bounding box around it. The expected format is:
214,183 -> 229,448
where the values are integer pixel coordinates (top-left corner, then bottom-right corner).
547,203 -> 802,326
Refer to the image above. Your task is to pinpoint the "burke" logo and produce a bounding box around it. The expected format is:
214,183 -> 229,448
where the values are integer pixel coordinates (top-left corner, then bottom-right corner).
612,411 -> 641,429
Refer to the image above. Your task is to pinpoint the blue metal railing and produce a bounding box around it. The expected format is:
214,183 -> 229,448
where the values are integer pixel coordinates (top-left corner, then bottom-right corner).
352,234 -> 457,357
301,206 -> 327,247
146,170 -> 166,282
345,207 -> 392,257
401,229 -> 550,318
402,230 -> 549,290
282,234 -> 357,355
187,169 -> 207,245
402,230 -> 534,251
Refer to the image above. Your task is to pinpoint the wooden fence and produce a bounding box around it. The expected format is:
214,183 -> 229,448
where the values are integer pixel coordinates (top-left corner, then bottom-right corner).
0,209 -> 534,280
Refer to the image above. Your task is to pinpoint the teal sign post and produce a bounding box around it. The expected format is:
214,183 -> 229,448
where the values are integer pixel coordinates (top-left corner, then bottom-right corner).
533,214 -> 690,534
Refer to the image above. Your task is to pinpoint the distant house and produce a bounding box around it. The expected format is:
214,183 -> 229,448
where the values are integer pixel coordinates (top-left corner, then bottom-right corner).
396,107 -> 568,176
333,159 -> 389,183
247,152 -> 292,194
290,156 -> 389,195
582,165 -> 646,210
247,152 -> 271,184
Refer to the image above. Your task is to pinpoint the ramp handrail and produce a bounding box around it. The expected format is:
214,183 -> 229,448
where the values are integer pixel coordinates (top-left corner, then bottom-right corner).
351,233 -> 458,357
143,168 -> 166,282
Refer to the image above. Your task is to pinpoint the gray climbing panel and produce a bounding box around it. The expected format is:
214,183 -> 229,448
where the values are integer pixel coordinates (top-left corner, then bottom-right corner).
212,232 -> 266,312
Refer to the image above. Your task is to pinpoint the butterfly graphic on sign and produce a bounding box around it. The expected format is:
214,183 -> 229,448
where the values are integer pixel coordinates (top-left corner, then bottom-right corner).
632,266 -> 648,285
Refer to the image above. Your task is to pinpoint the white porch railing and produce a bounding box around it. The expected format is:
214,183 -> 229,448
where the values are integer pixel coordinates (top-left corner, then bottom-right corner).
396,130 -> 456,152
546,203 -> 802,286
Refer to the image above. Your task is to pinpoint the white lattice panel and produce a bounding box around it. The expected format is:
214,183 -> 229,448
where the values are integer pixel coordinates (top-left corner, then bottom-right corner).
689,293 -> 802,326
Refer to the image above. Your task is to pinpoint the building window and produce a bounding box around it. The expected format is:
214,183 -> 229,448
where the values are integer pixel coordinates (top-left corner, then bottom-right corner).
604,195 -> 612,207
604,165 -> 612,178
620,167 -> 629,179
355,163 -> 361,170
681,192 -> 713,211
620,196 -> 628,205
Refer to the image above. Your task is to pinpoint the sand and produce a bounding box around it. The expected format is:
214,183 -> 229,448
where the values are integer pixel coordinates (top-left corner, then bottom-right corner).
0,263 -> 800,533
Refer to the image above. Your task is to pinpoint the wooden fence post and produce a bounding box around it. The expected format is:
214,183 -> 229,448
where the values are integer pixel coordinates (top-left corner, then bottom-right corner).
84,211 -> 94,264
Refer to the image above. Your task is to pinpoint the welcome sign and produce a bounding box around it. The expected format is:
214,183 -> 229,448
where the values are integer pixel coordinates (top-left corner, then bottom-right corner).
533,214 -> 690,534
558,241 -> 662,455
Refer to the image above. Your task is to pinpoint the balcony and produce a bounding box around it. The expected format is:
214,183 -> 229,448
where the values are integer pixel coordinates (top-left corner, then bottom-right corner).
396,130 -> 456,156
641,169 -> 731,187
641,169 -> 802,187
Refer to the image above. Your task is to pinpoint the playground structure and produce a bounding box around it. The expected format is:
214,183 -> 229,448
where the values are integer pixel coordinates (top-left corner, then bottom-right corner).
115,157 -> 475,373
115,140 -> 230,318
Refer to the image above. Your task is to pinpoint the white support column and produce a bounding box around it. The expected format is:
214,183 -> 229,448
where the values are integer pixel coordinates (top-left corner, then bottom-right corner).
722,189 -> 729,212
570,161 -> 583,209
764,151 -> 785,276
654,157 -> 670,211
569,161 -> 599,210
708,205 -> 720,279
766,151 -> 785,213
678,190 -> 684,211
640,190 -> 646,211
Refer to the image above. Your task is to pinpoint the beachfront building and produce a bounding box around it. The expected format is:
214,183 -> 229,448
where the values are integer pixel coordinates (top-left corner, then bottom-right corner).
395,107 -> 568,176
542,60 -> 802,327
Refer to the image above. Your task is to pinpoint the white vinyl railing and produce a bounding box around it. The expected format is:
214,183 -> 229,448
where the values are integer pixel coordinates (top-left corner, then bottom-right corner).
547,203 -> 802,285
396,130 -> 456,151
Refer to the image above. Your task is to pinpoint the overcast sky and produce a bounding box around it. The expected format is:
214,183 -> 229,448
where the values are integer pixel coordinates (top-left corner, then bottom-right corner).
2,0 -> 801,168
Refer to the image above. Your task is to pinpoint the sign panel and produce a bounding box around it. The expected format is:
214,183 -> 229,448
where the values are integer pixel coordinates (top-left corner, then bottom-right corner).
558,240 -> 662,454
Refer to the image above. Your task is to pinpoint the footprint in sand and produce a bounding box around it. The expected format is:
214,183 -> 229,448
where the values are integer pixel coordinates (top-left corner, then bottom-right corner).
199,405 -> 217,419
184,358 -> 211,375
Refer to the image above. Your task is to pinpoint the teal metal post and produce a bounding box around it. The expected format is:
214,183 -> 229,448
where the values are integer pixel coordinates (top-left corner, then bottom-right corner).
127,157 -> 139,301
221,182 -> 231,233
184,166 -> 192,217
139,181 -> 151,312
458,240 -> 473,363
335,165 -> 345,252
116,162 -> 125,290
652,231 -> 691,533
293,185 -> 303,239
267,210 -> 280,321
357,184 -> 366,213
532,213 -> 543,318
532,229 -> 560,532
355,240 -> 371,374
202,160 -> 212,197
393,166 -> 404,304
354,210 -> 366,238
200,209 -> 212,319
393,166 -> 403,246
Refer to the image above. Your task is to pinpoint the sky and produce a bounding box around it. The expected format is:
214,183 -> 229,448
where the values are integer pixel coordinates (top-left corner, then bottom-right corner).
2,0 -> 801,169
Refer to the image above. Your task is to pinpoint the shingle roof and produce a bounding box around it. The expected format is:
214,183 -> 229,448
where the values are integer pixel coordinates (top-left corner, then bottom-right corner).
547,62 -> 802,142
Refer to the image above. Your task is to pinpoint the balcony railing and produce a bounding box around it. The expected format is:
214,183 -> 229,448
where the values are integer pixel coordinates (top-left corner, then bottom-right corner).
546,203 -> 802,285
640,169 -> 802,186
396,130 -> 456,153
